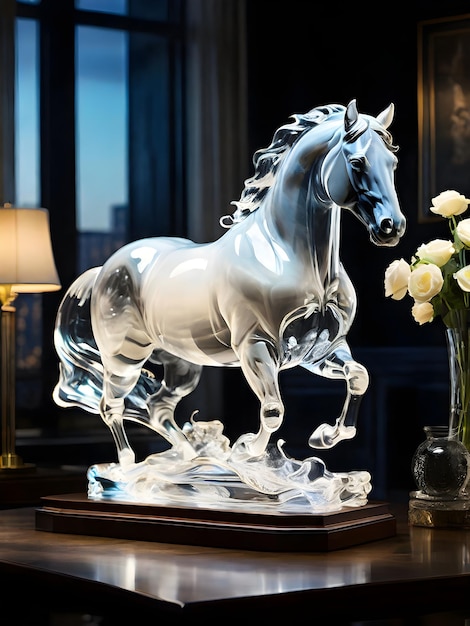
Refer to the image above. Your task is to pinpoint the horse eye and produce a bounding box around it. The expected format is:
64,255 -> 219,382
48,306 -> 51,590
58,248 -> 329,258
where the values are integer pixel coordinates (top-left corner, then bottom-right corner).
348,155 -> 369,172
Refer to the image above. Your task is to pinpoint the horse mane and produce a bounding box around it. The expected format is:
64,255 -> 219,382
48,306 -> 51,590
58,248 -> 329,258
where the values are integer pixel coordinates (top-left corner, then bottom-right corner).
220,103 -> 398,229
220,104 -> 346,228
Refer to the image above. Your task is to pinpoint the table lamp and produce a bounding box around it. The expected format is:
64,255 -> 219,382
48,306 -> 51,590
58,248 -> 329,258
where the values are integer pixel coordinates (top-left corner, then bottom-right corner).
0,204 -> 61,470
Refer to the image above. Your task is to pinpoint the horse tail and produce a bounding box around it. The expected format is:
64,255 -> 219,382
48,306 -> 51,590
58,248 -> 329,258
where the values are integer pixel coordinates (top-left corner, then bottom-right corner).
53,267 -> 161,418
53,267 -> 104,413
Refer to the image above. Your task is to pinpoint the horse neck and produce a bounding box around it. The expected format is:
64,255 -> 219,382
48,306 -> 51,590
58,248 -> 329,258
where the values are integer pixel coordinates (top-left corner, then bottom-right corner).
266,151 -> 342,278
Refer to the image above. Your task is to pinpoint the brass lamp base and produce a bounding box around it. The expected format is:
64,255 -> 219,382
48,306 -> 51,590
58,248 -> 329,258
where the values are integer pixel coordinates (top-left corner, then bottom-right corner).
0,453 -> 36,472
1,298 -> 36,475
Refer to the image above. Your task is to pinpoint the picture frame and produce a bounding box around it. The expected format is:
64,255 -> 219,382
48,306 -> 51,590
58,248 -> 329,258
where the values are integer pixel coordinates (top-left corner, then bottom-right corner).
418,14 -> 470,222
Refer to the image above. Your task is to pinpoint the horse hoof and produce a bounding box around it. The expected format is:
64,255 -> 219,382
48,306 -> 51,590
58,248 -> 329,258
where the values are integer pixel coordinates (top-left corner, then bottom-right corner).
309,424 -> 356,449
230,434 -> 263,461
340,425 -> 357,441
118,448 -> 136,467
170,438 -> 197,461
308,423 -> 337,449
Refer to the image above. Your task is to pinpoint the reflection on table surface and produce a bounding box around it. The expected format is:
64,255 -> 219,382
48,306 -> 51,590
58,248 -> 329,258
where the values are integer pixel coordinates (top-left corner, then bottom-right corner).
0,503 -> 470,621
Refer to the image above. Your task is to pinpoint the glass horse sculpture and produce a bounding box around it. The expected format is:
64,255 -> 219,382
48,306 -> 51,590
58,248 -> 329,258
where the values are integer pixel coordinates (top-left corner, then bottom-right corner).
54,100 -> 406,512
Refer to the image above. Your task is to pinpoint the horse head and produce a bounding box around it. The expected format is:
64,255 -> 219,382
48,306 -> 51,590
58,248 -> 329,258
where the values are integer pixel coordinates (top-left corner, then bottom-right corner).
325,99 -> 406,247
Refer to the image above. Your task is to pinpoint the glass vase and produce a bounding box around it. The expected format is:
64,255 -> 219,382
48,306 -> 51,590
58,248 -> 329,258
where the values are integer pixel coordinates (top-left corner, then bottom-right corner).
409,425 -> 470,527
411,425 -> 470,499
409,306 -> 470,528
446,310 -> 470,451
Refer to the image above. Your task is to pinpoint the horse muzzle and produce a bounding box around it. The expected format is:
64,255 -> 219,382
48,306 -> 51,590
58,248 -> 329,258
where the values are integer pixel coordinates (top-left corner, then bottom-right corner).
370,215 -> 406,247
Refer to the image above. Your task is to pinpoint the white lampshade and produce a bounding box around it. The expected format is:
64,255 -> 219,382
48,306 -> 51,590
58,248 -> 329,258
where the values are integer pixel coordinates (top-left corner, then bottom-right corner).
0,206 -> 61,293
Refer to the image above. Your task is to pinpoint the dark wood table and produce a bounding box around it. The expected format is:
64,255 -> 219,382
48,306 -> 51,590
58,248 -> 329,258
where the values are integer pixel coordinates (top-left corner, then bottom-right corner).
1,502 -> 470,625
0,466 -> 87,508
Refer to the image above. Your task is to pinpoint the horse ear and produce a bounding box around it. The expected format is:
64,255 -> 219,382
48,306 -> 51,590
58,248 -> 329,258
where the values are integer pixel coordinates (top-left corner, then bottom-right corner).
376,103 -> 395,129
344,99 -> 358,131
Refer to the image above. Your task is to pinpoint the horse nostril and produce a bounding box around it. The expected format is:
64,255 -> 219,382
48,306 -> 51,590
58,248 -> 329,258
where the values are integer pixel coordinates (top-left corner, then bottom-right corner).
380,218 -> 393,235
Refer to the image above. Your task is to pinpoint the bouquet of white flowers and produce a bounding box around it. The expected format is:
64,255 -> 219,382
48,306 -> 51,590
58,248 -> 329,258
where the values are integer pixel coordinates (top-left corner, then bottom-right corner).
384,189 -> 470,450
384,189 -> 470,327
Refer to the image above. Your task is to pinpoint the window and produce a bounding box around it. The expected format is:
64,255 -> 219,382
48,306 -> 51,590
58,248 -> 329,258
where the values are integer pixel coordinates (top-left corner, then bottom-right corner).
15,17 -> 42,377
13,0 -> 185,432
1,0 -> 248,462
76,24 -> 128,272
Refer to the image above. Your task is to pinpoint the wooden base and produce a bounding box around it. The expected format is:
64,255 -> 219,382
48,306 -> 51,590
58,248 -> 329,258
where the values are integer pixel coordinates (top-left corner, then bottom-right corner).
36,494 -> 396,552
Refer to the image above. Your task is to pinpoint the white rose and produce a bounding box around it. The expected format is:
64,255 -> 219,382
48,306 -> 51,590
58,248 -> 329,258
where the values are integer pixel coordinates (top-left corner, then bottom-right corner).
456,218 -> 470,246
408,263 -> 444,302
454,265 -> 470,292
384,258 -> 411,300
415,239 -> 455,267
430,190 -> 470,217
411,301 -> 434,325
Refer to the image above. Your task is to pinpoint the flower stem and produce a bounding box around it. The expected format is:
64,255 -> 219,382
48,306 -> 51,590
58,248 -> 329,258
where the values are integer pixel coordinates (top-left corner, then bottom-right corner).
447,309 -> 470,450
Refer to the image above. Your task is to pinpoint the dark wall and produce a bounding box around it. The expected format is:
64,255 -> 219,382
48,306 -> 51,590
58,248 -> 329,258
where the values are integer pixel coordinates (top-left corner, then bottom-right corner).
233,2 -> 470,497
244,1 -> 470,349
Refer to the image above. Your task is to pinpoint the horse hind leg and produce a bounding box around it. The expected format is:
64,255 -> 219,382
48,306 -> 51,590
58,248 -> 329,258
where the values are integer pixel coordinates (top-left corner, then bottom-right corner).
99,398 -> 134,466
100,368 -> 143,467
146,352 -> 203,460
305,344 -> 369,449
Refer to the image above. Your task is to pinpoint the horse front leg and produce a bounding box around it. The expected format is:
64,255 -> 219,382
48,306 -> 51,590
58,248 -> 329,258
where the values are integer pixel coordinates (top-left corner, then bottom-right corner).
304,340 -> 369,449
231,337 -> 283,459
